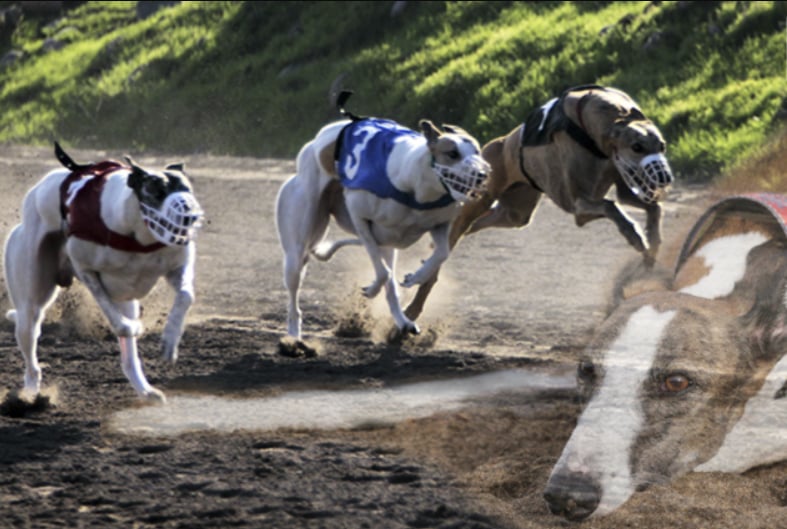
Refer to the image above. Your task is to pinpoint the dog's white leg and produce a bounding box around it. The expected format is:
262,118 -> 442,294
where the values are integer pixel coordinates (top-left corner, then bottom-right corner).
402,223 -> 450,287
13,307 -> 46,397
161,245 -> 196,363
116,300 -> 166,402
4,225 -> 62,397
350,217 -> 390,299
380,248 -> 419,335
76,269 -> 143,338
276,170 -> 333,340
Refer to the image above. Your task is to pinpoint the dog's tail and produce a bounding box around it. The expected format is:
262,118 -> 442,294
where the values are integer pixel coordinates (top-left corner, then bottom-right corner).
311,239 -> 362,261
335,90 -> 364,122
54,141 -> 91,172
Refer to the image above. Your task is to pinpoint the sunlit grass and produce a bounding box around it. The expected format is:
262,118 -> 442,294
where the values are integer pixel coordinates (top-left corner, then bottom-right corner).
0,0 -> 783,187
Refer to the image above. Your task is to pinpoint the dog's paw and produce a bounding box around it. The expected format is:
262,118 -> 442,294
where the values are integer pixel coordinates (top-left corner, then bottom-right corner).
160,330 -> 180,363
361,282 -> 383,299
161,341 -> 178,363
141,387 -> 167,404
401,273 -> 415,288
278,337 -> 319,358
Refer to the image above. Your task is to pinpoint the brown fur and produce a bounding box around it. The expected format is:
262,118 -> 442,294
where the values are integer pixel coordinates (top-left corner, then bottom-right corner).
405,86 -> 669,320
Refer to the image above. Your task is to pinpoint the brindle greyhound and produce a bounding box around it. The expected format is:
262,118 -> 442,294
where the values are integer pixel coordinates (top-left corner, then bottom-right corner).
544,194 -> 787,520
404,85 -> 673,320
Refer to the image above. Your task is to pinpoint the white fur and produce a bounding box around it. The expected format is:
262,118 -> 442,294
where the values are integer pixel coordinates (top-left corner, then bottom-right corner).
3,166 -> 197,402
276,119 -> 483,339
679,232 -> 768,298
696,353 -> 787,472
549,305 -> 677,516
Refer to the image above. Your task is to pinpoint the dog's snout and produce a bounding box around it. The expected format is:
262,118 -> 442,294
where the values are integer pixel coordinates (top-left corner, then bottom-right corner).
543,471 -> 601,522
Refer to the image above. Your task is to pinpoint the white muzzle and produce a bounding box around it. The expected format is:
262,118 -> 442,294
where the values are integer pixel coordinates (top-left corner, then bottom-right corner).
140,191 -> 204,246
614,152 -> 673,204
433,155 -> 491,202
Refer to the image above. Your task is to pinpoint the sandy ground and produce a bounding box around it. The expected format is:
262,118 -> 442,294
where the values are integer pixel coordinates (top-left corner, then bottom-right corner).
0,144 -> 784,528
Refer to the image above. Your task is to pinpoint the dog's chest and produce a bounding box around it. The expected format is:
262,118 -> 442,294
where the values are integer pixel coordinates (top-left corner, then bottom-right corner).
346,190 -> 455,247
67,238 -> 183,300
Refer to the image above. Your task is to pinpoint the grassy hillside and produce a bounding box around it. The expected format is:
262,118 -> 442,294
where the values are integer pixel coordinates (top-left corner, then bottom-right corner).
0,1 -> 784,183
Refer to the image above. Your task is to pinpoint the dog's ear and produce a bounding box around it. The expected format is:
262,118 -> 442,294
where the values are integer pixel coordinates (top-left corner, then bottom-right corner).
733,240 -> 787,363
441,124 -> 470,137
419,120 -> 442,146
124,155 -> 148,192
165,162 -> 186,173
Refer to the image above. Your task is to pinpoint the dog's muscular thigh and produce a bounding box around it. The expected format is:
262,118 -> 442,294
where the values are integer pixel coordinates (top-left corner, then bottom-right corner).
38,231 -> 73,288
318,141 -> 338,178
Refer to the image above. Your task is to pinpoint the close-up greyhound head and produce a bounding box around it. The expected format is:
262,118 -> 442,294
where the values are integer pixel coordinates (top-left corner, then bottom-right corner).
543,194 -> 787,521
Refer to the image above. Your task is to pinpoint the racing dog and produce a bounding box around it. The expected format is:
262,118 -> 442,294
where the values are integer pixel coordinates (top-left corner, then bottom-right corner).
404,84 -> 673,320
276,92 -> 489,348
543,193 -> 787,521
3,143 -> 204,403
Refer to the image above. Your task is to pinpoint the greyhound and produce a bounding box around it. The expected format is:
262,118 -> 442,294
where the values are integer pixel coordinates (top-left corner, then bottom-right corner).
404,85 -> 674,320
3,143 -> 204,403
275,92 -> 489,347
543,193 -> 787,521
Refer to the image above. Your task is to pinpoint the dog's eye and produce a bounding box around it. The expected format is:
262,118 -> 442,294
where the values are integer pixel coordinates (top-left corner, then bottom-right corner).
446,149 -> 460,160
662,373 -> 691,394
631,143 -> 644,153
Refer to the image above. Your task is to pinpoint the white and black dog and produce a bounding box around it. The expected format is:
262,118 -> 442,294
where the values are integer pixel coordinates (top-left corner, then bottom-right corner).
276,92 -> 490,346
543,193 -> 787,520
3,143 -> 203,403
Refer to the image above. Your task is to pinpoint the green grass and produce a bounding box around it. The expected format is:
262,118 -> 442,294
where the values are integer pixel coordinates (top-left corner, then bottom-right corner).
0,0 -> 785,183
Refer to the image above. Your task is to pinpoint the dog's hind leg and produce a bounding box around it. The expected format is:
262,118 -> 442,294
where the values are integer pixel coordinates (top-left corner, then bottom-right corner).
4,226 -> 64,397
276,172 -> 332,339
116,300 -> 165,402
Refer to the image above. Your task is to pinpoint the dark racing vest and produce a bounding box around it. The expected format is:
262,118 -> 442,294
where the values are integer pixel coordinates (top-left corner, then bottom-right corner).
59,162 -> 166,253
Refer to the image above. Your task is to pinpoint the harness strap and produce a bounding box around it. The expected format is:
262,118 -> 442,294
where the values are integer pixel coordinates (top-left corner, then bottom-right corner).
518,127 -> 543,193
60,162 -> 166,253
564,91 -> 608,159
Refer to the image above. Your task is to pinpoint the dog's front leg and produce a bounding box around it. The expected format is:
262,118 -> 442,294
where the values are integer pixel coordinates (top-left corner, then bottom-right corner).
117,300 -> 166,402
161,247 -> 196,363
352,218 -> 390,299
576,197 -> 647,253
642,202 -> 662,267
380,247 -> 419,335
402,223 -> 450,288
78,269 -> 143,337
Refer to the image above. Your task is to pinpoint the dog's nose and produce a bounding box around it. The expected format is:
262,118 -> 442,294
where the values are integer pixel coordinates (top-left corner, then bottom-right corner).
543,471 -> 601,522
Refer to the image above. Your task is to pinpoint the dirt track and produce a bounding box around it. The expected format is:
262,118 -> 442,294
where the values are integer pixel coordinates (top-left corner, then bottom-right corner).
0,144 -> 784,529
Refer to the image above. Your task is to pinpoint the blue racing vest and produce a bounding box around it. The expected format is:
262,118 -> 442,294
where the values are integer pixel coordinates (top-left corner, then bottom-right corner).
335,118 -> 454,210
